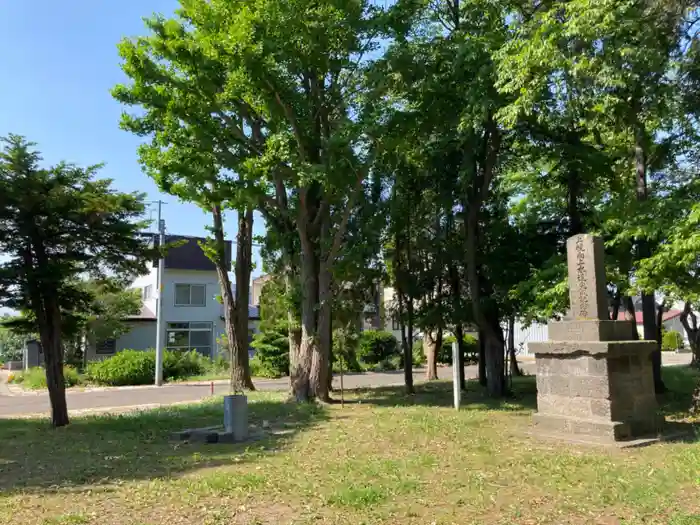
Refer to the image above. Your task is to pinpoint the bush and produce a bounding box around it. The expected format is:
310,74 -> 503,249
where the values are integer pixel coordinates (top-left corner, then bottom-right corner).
209,354 -> 230,374
164,350 -> 209,378
332,329 -> 363,373
662,330 -> 684,352
10,366 -> 82,389
357,331 -> 399,365
87,350 -> 155,386
250,329 -> 289,378
86,349 -> 208,386
249,354 -> 283,378
439,334 -> 479,365
412,339 -> 426,367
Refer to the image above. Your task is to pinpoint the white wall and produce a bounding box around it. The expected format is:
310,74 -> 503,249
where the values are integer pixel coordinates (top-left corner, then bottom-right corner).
131,266 -> 158,313
159,269 -> 225,357
85,322 -> 156,362
507,321 -> 549,355
116,323 -> 156,352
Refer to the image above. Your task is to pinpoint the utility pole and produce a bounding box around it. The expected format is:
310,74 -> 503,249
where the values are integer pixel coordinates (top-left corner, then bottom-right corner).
153,200 -> 166,386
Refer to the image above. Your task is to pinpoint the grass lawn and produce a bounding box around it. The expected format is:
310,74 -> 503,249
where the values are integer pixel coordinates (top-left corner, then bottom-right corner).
1,367 -> 699,525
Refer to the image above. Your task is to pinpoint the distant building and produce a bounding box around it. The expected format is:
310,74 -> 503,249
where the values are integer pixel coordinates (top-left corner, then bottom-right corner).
85,234 -> 260,362
251,274 -> 274,307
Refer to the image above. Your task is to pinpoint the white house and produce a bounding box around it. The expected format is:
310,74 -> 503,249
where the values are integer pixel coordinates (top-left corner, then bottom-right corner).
86,235 -> 260,362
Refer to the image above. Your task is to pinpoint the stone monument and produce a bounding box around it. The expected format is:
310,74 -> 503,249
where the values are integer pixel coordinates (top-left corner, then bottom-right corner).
529,234 -> 664,444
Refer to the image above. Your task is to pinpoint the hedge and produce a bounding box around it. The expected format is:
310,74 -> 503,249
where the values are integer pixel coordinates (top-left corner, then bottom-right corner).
662,330 -> 684,352
86,349 -> 208,386
357,330 -> 399,365
439,334 -> 479,365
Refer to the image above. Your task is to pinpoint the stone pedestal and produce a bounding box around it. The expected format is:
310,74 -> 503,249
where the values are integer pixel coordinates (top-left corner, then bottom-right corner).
531,235 -> 664,445
530,334 -> 663,442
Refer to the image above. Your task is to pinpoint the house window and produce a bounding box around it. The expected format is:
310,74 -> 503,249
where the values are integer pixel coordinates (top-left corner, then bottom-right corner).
143,285 -> 153,299
96,339 -> 116,355
392,316 -> 400,331
166,321 -> 212,357
174,284 -> 206,306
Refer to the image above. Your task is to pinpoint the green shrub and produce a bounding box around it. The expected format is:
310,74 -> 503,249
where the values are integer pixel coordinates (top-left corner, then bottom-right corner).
209,354 -> 230,374
249,354 -> 284,378
371,354 -> 402,372
439,334 -> 478,365
87,350 -> 155,386
250,329 -> 289,378
86,349 -> 209,386
412,339 -> 426,367
357,331 -> 399,365
10,366 -> 82,389
662,330 -> 684,352
332,329 -> 363,373
164,350 -> 208,378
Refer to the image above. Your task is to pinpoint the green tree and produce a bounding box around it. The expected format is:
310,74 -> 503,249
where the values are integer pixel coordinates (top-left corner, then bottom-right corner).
0,326 -> 25,363
497,0 -> 697,391
114,0 -> 403,402
112,12 -> 257,391
0,135 -> 157,427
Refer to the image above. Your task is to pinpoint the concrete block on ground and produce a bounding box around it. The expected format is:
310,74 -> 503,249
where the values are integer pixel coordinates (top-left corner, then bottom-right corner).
223,394 -> 248,442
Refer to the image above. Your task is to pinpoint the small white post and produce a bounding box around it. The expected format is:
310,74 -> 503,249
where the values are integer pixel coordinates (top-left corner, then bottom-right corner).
452,339 -> 461,410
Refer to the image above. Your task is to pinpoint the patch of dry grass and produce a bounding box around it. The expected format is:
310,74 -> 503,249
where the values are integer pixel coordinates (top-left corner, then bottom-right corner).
1,369 -> 699,524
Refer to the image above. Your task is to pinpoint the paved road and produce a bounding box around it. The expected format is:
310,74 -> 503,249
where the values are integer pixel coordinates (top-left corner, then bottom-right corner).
0,365 -> 499,418
0,353 -> 690,418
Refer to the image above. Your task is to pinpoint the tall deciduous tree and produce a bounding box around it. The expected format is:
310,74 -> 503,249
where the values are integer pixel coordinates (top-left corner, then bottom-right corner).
115,0 -> 402,402
0,135 -> 156,426
112,15 -> 257,391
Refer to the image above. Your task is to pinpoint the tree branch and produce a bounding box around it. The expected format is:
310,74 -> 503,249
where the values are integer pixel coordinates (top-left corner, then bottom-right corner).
266,80 -> 307,162
326,171 -> 364,264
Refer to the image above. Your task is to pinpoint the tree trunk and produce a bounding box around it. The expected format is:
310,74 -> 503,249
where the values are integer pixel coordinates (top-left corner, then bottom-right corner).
424,330 -> 439,380
234,207 -> 255,389
28,240 -> 69,427
507,315 -> 521,377
680,303 -> 700,367
643,293 -> 665,393
212,205 -> 254,391
42,298 -> 69,427
624,296 -> 640,340
466,203 -> 504,397
455,323 -> 466,390
397,287 -> 414,394
634,118 -> 665,393
478,329 -> 486,386
484,330 -> 505,397
284,270 -> 302,377
610,291 -> 621,321
310,260 -> 332,402
292,219 -> 319,401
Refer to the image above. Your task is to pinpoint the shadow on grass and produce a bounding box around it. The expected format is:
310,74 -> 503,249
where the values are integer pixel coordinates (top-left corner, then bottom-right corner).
353,366 -> 700,421
0,396 -> 328,494
659,365 -> 700,419
352,375 -> 538,412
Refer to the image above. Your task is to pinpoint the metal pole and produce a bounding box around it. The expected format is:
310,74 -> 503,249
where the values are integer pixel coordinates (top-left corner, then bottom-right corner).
154,201 -> 166,386
452,339 -> 461,410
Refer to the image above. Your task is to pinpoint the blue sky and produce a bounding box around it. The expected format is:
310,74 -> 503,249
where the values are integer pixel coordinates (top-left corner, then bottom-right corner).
0,1 -> 265,279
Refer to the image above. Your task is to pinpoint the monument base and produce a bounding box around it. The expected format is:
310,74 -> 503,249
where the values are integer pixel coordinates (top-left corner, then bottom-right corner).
530,337 -> 665,444
524,427 -> 688,449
